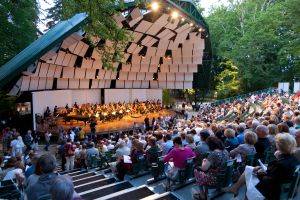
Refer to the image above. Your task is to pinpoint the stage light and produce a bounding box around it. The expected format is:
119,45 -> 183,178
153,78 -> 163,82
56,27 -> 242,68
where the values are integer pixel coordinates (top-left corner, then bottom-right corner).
171,11 -> 179,19
198,28 -> 203,32
151,1 -> 159,11
181,17 -> 185,22
190,23 -> 194,27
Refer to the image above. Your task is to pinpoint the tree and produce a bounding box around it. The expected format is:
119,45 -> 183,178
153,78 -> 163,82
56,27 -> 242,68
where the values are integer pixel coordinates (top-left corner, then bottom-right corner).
46,0 -> 131,69
206,0 -> 300,93
0,0 -> 38,66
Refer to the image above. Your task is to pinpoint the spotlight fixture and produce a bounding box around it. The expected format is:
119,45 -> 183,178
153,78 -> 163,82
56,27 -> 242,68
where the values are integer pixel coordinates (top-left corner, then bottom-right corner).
151,2 -> 159,11
190,23 -> 194,27
198,28 -> 203,32
171,11 -> 179,19
181,17 -> 185,22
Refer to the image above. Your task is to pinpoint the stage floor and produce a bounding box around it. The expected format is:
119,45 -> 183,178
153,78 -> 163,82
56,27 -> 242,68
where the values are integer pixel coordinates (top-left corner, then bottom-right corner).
56,109 -> 174,134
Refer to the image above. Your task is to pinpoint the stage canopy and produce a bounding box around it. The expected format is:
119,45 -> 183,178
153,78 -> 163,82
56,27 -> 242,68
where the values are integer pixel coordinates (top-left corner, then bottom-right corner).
0,0 -> 209,95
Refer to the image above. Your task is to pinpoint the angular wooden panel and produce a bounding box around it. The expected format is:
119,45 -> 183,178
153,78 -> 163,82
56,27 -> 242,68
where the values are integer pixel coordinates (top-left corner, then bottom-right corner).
184,81 -> 193,89
127,43 -> 138,54
140,56 -> 150,72
133,80 -> 141,88
149,56 -> 160,72
185,73 -> 194,81
116,80 -> 125,88
188,64 -> 198,73
46,78 -> 53,89
158,73 -> 167,81
81,58 -> 93,68
145,73 -> 154,81
131,55 -> 141,72
119,71 -> 128,80
129,8 -> 143,27
175,81 -> 184,89
150,81 -> 159,89
133,45 -> 143,54
20,76 -> 30,91
104,70 -> 112,80
62,53 -> 72,66
91,79 -> 99,89
128,72 -> 137,80
135,20 -> 153,33
79,79 -> 89,89
175,23 -> 190,33
125,80 -> 133,88
178,64 -> 188,73
57,78 -> 68,89
62,67 -> 75,78
160,64 -> 169,72
146,47 -> 157,57
169,64 -> 179,72
111,71 -> 117,79
146,14 -> 169,35
68,42 -> 78,52
158,81 -> 167,89
167,81 -> 175,89
74,68 -> 86,79
38,77 -> 47,90
141,81 -> 149,88
165,19 -> 179,30
104,80 -> 111,88
68,54 -> 77,67
92,48 -> 102,60
32,62 -> 41,76
69,79 -> 79,89
61,33 -> 83,49
156,40 -> 169,57
54,65 -> 62,78
167,73 -> 175,81
172,49 -> 182,64
176,73 -> 185,81
39,63 -> 49,77
137,72 -> 146,80
132,31 -> 143,43
29,77 -> 39,91
113,13 -> 125,27
92,59 -> 103,69
55,51 -> 66,65
40,50 -> 56,62
85,68 -> 96,79
98,80 -> 105,88
122,63 -> 131,72
79,43 -> 89,57
97,69 -> 105,79
73,41 -> 84,55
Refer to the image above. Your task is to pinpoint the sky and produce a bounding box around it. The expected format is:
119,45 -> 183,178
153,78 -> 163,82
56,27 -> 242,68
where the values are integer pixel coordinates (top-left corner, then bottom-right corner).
37,0 -> 230,31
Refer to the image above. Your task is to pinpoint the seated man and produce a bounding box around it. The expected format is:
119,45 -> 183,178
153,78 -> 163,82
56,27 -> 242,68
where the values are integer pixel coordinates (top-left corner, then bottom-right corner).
25,154 -> 59,200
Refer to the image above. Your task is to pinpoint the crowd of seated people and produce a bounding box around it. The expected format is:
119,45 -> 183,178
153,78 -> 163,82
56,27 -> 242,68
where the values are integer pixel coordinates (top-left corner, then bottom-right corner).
1,91 -> 300,200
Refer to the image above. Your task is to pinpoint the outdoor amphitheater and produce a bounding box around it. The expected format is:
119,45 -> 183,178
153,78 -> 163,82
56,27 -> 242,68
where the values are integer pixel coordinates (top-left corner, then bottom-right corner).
0,0 -> 299,200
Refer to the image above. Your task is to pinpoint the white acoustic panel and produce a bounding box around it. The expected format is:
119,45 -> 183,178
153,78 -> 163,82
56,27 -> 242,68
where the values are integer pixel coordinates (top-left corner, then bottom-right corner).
158,73 -> 167,81
137,73 -> 146,80
91,79 -> 99,89
160,64 -> 169,72
188,64 -> 198,73
128,72 -> 137,80
98,80 -> 105,88
46,78 -> 53,89
104,80 -> 111,88
178,64 -> 188,72
176,73 -> 185,81
141,81 -> 149,88
169,64 -> 179,72
140,57 -> 150,72
145,73 -> 154,81
167,73 -> 176,81
133,81 -> 141,88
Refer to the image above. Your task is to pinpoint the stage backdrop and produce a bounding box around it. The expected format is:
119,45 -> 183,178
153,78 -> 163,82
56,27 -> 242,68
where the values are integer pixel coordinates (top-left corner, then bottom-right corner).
32,89 -> 101,130
294,82 -> 300,93
104,89 -> 162,103
278,82 -> 290,92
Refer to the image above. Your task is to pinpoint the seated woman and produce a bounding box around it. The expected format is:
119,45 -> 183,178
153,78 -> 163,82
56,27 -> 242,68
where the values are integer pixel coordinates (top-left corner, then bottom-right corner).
146,136 -> 161,165
115,139 -> 144,180
0,157 -> 23,181
223,133 -> 299,200
224,128 -> 239,152
194,136 -> 229,199
163,137 -> 195,180
230,131 -> 257,161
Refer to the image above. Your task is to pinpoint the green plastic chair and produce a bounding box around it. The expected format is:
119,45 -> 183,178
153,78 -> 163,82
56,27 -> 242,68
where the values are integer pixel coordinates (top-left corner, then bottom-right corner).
280,165 -> 300,200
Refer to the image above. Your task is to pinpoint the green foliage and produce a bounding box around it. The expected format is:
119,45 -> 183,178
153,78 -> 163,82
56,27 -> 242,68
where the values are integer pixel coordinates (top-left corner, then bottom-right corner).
162,89 -> 175,106
0,0 -> 38,66
47,0 -> 131,69
215,60 -> 240,99
207,0 -> 300,93
0,92 -> 16,113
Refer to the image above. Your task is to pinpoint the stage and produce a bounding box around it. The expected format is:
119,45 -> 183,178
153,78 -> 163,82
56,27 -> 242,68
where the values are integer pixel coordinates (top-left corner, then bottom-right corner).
41,109 -> 174,134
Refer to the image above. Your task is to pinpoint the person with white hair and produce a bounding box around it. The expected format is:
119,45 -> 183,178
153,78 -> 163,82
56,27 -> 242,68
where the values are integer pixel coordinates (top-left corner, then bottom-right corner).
51,175 -> 82,200
115,140 -> 130,159
10,135 -> 25,157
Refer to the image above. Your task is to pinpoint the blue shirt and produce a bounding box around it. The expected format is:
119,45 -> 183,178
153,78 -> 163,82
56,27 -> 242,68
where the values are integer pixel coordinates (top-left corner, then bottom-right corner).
162,140 -> 173,155
237,132 -> 245,144
25,165 -> 36,178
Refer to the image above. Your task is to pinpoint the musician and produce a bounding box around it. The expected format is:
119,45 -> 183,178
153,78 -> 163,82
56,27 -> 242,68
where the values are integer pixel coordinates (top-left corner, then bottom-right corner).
44,106 -> 51,118
144,116 -> 150,131
65,104 -> 69,110
74,102 -> 79,109
53,106 -> 58,116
